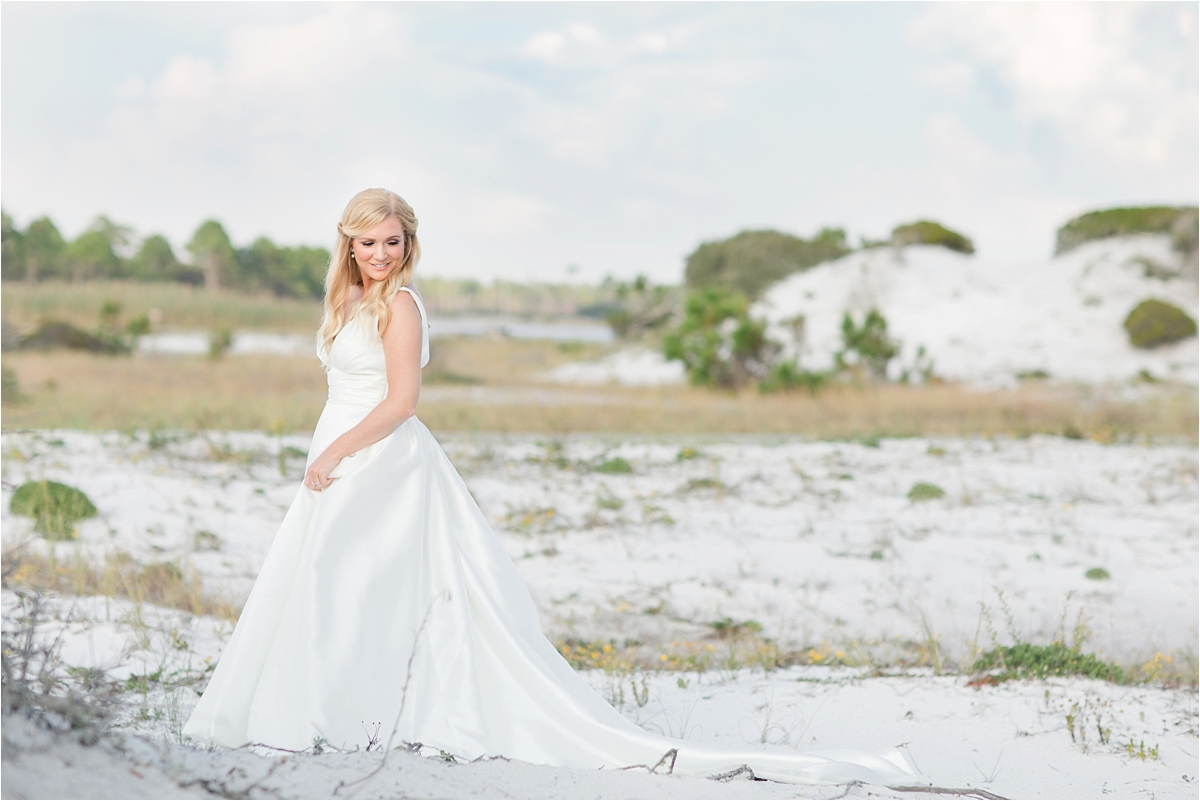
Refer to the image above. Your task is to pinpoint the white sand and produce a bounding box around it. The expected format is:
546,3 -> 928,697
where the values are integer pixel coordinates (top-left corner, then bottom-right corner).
755,235 -> 1198,388
2,428 -> 1196,798
3,595 -> 1196,799
540,347 -> 686,386
3,430 -> 1194,663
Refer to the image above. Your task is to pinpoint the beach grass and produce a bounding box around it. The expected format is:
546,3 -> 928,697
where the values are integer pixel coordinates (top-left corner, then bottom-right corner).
3,549 -> 238,621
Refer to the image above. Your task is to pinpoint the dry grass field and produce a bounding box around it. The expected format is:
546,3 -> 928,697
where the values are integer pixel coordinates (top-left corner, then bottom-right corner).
2,280 -> 323,333
3,279 -> 1195,439
3,345 -> 1195,440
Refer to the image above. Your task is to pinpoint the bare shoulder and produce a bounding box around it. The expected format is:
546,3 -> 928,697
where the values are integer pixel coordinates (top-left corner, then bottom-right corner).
383,287 -> 422,338
388,287 -> 421,318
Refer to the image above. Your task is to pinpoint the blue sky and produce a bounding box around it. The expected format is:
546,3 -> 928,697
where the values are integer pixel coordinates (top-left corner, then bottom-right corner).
2,2 -> 1196,283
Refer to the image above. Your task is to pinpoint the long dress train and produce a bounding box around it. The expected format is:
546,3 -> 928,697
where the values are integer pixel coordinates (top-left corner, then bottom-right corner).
182,287 -> 914,785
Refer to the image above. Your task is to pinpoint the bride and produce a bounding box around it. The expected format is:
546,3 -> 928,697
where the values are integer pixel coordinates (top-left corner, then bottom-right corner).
182,188 -> 914,785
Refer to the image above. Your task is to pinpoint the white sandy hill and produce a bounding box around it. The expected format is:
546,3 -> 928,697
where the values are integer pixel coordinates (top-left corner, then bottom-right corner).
755,234 -> 1199,387
541,347 -> 686,386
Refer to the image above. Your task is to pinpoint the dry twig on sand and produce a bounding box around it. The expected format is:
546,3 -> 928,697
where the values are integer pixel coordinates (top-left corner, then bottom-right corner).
618,747 -> 679,775
333,591 -> 450,797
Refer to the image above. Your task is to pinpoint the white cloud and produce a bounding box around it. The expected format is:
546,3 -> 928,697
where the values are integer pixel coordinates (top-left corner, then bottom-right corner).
915,62 -> 974,96
460,191 -> 549,237
523,23 -> 608,67
515,57 -> 768,168
909,3 -> 1198,186
114,75 -> 145,101
521,20 -> 689,69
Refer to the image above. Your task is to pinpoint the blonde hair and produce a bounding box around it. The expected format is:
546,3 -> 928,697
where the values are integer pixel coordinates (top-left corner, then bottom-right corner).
318,188 -> 421,353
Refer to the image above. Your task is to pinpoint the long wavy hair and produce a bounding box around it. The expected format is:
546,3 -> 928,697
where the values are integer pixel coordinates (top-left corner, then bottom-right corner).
318,188 -> 421,353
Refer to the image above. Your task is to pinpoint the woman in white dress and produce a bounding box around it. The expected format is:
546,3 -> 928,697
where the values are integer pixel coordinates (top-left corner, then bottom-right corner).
182,188 -> 914,785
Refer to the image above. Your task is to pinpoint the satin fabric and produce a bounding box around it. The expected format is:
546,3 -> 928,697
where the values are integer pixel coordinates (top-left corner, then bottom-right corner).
182,287 -> 914,785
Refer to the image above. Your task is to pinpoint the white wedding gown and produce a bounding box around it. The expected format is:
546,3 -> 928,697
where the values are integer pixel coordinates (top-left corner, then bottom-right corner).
183,287 -> 914,785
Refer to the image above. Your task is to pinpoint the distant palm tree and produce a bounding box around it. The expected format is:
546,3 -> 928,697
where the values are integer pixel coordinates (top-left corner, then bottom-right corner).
187,220 -> 237,293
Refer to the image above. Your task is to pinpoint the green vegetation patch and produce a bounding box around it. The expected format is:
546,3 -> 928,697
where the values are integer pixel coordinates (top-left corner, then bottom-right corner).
1085,567 -> 1111,581
708,617 -> 763,639
663,288 -> 777,389
684,228 -> 850,300
907,482 -> 946,501
1123,299 -> 1197,349
837,309 -> 900,379
972,642 -> 1126,683
595,456 -> 633,474
18,320 -> 127,354
758,362 -> 829,394
891,221 -> 975,254
1055,206 -> 1199,255
10,480 -> 99,540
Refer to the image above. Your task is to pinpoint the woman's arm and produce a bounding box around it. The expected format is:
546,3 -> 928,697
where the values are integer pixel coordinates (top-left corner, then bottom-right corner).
304,290 -> 423,491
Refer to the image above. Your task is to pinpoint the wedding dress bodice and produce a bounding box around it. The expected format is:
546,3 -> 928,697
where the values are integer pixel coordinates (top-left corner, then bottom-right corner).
318,286 -> 430,407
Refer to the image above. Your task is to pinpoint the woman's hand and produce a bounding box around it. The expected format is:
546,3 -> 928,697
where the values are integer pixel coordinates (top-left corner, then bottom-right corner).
304,448 -> 342,492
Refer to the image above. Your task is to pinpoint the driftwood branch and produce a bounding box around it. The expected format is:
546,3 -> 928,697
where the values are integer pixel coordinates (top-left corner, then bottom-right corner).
618,748 -> 678,776
709,764 -> 755,782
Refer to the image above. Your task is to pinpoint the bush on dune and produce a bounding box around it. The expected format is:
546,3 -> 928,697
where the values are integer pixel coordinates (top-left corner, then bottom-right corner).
890,221 -> 975,254
663,288 -> 779,389
1123,299 -> 1198,349
10,480 -> 98,540
1055,206 -> 1199,255
836,309 -> 901,379
664,287 -> 932,394
684,228 -> 850,300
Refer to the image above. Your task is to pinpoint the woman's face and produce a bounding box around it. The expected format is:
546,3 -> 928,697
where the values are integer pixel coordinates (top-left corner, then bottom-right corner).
351,218 -> 406,286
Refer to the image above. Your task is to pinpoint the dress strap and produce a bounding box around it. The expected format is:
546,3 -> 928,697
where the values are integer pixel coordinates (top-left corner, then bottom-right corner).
396,285 -> 430,368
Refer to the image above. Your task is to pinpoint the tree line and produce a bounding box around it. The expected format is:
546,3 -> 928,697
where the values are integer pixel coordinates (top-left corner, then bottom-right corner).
0,212 -> 329,298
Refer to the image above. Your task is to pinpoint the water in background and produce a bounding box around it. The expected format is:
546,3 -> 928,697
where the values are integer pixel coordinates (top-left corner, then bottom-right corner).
136,316 -> 614,355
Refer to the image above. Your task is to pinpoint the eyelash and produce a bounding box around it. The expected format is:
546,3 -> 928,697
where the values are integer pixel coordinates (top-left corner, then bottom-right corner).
357,240 -> 401,246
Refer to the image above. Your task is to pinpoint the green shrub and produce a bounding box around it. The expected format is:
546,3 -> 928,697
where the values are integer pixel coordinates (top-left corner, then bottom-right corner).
125,314 -> 151,337
758,361 -> 830,394
907,482 -> 945,501
1085,567 -> 1111,581
684,228 -> 850,299
10,480 -> 98,540
663,288 -> 779,389
890,221 -> 974,254
708,617 -> 763,639
1123,299 -> 1197,348
972,642 -> 1125,683
208,328 -> 233,359
837,309 -> 900,379
1055,206 -> 1199,255
595,457 -> 633,474
18,320 -> 128,353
